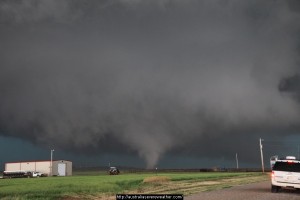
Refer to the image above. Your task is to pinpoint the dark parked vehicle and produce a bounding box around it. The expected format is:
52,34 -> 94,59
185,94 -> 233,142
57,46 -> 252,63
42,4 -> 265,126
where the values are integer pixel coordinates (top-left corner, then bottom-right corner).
109,167 -> 120,175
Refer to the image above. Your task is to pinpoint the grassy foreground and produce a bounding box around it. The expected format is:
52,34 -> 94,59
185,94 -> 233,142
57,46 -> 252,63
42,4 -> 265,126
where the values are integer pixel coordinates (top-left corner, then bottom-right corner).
0,172 -> 269,200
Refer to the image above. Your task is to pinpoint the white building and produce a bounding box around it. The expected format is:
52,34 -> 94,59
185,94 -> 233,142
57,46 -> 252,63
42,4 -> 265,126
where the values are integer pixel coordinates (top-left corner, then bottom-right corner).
5,160 -> 72,176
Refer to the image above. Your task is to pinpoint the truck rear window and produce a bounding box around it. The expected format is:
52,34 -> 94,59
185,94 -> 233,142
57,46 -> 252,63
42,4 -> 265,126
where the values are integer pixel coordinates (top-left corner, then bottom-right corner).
273,162 -> 300,172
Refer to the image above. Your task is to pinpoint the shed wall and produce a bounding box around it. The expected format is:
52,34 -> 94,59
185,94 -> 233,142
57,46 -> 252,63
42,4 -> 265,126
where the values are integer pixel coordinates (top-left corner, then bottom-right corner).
20,162 -> 35,171
52,160 -> 72,176
35,161 -> 51,174
5,160 -> 72,176
5,163 -> 21,171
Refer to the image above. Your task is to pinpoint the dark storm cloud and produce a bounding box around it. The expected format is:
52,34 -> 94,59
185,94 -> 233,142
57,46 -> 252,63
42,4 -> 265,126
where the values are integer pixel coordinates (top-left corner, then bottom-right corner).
0,0 -> 300,168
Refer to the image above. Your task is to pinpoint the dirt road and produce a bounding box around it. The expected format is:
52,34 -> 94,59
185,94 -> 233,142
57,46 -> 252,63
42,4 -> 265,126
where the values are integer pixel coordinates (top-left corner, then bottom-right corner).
185,181 -> 300,200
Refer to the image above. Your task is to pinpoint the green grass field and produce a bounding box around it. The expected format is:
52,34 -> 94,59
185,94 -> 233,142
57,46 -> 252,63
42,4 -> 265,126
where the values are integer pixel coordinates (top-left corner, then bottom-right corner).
0,172 -> 269,200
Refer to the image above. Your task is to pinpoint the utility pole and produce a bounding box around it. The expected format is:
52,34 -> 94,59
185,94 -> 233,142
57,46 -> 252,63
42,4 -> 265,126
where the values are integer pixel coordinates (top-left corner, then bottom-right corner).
297,144 -> 300,160
259,138 -> 264,173
236,153 -> 239,169
50,149 -> 55,176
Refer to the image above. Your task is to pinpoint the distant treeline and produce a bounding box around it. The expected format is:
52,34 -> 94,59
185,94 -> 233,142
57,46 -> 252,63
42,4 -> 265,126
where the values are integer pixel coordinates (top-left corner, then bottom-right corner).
72,166 -> 270,173
124,168 -> 270,173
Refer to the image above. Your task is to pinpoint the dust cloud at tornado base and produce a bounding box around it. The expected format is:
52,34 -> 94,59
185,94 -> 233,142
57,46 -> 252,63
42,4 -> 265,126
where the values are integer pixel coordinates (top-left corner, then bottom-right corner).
0,0 -> 300,168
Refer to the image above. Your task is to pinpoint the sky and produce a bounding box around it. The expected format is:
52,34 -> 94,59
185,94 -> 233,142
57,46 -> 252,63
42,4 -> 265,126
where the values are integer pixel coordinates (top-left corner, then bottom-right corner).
0,0 -> 300,170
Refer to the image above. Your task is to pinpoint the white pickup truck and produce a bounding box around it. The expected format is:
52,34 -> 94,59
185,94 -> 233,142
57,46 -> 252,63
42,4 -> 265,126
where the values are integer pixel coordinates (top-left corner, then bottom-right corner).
271,156 -> 300,192
31,171 -> 44,177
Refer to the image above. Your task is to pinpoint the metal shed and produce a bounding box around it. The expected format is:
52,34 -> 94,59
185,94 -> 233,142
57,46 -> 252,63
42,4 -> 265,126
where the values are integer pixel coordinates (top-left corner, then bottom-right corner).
5,160 -> 72,176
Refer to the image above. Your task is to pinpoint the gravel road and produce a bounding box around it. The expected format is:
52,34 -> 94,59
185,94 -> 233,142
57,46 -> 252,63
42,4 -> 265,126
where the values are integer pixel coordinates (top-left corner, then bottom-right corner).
185,181 -> 300,200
